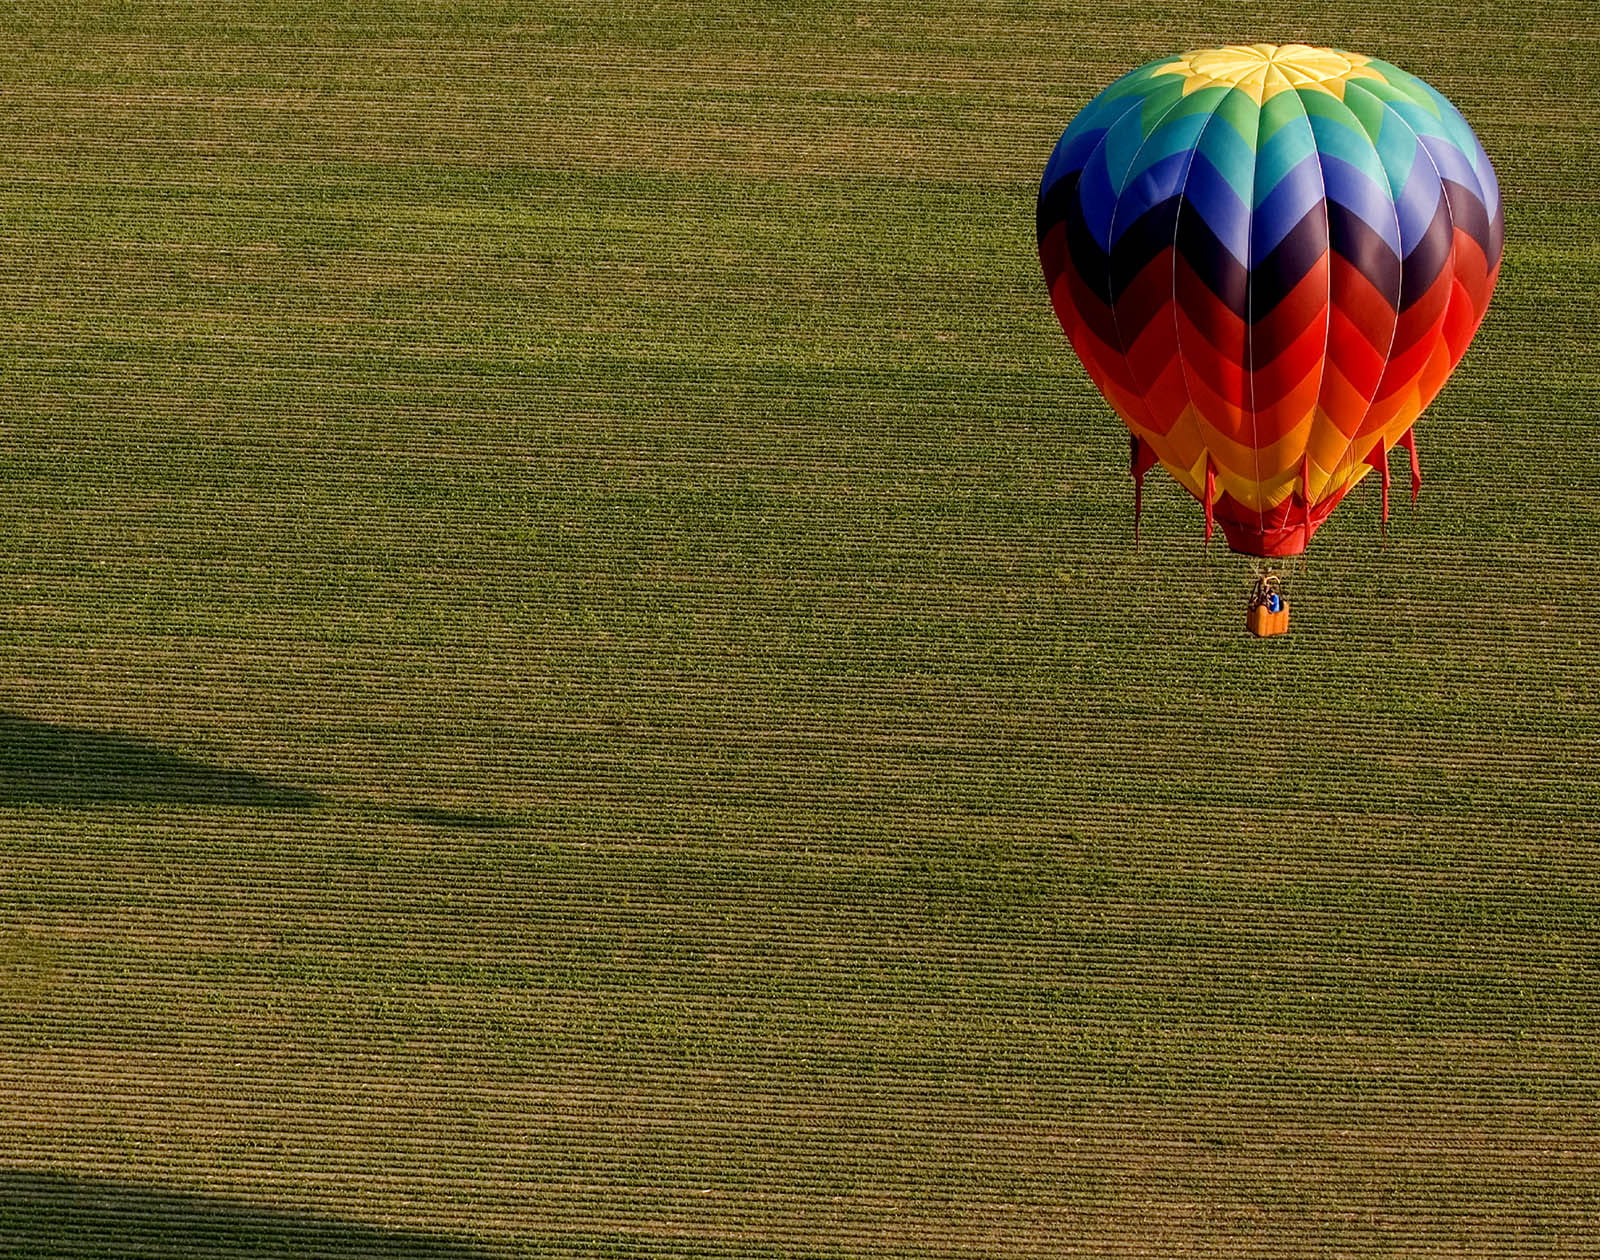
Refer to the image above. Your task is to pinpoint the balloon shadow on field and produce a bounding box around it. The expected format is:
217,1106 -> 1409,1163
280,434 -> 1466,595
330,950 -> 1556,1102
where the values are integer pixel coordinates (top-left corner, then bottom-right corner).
0,713 -> 320,810
0,1169 -> 512,1259
0,713 -> 515,830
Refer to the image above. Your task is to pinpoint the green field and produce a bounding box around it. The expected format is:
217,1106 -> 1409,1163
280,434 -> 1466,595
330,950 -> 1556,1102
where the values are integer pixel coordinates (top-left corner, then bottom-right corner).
2,1 -> 1598,1255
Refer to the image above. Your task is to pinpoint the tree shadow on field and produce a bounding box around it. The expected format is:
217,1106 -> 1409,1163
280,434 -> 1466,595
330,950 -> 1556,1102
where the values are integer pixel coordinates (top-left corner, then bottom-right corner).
0,1169 -> 511,1259
0,713 -> 319,809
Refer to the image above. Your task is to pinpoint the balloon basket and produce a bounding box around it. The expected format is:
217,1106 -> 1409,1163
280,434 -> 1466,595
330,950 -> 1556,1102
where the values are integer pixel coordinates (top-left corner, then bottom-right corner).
1247,603 -> 1290,637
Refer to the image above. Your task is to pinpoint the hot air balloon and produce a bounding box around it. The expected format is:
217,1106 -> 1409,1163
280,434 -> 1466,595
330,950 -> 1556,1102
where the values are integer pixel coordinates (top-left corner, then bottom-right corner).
1037,44 -> 1502,558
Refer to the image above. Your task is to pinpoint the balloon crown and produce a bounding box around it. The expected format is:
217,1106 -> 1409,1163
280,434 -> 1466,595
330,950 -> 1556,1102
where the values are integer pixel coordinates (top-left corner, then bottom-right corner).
1153,44 -> 1385,103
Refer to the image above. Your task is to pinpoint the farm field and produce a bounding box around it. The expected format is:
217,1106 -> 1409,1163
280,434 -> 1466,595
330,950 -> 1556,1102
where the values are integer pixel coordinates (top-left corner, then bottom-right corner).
2,1 -> 1598,1256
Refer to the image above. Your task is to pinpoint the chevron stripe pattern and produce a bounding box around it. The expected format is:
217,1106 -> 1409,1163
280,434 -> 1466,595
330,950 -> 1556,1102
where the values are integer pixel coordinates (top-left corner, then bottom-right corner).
1037,44 -> 1503,555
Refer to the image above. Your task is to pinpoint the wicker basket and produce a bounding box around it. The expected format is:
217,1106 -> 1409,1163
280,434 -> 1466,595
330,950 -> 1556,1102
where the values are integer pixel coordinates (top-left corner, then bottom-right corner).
1247,603 -> 1290,637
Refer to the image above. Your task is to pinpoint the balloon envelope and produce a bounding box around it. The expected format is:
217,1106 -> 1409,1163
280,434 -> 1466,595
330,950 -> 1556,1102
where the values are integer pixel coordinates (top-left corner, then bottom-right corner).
1037,44 -> 1502,555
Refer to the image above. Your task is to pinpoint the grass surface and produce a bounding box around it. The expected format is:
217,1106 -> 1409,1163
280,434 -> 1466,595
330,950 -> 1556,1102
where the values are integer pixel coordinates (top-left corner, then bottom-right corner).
2,1 -> 1598,1256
